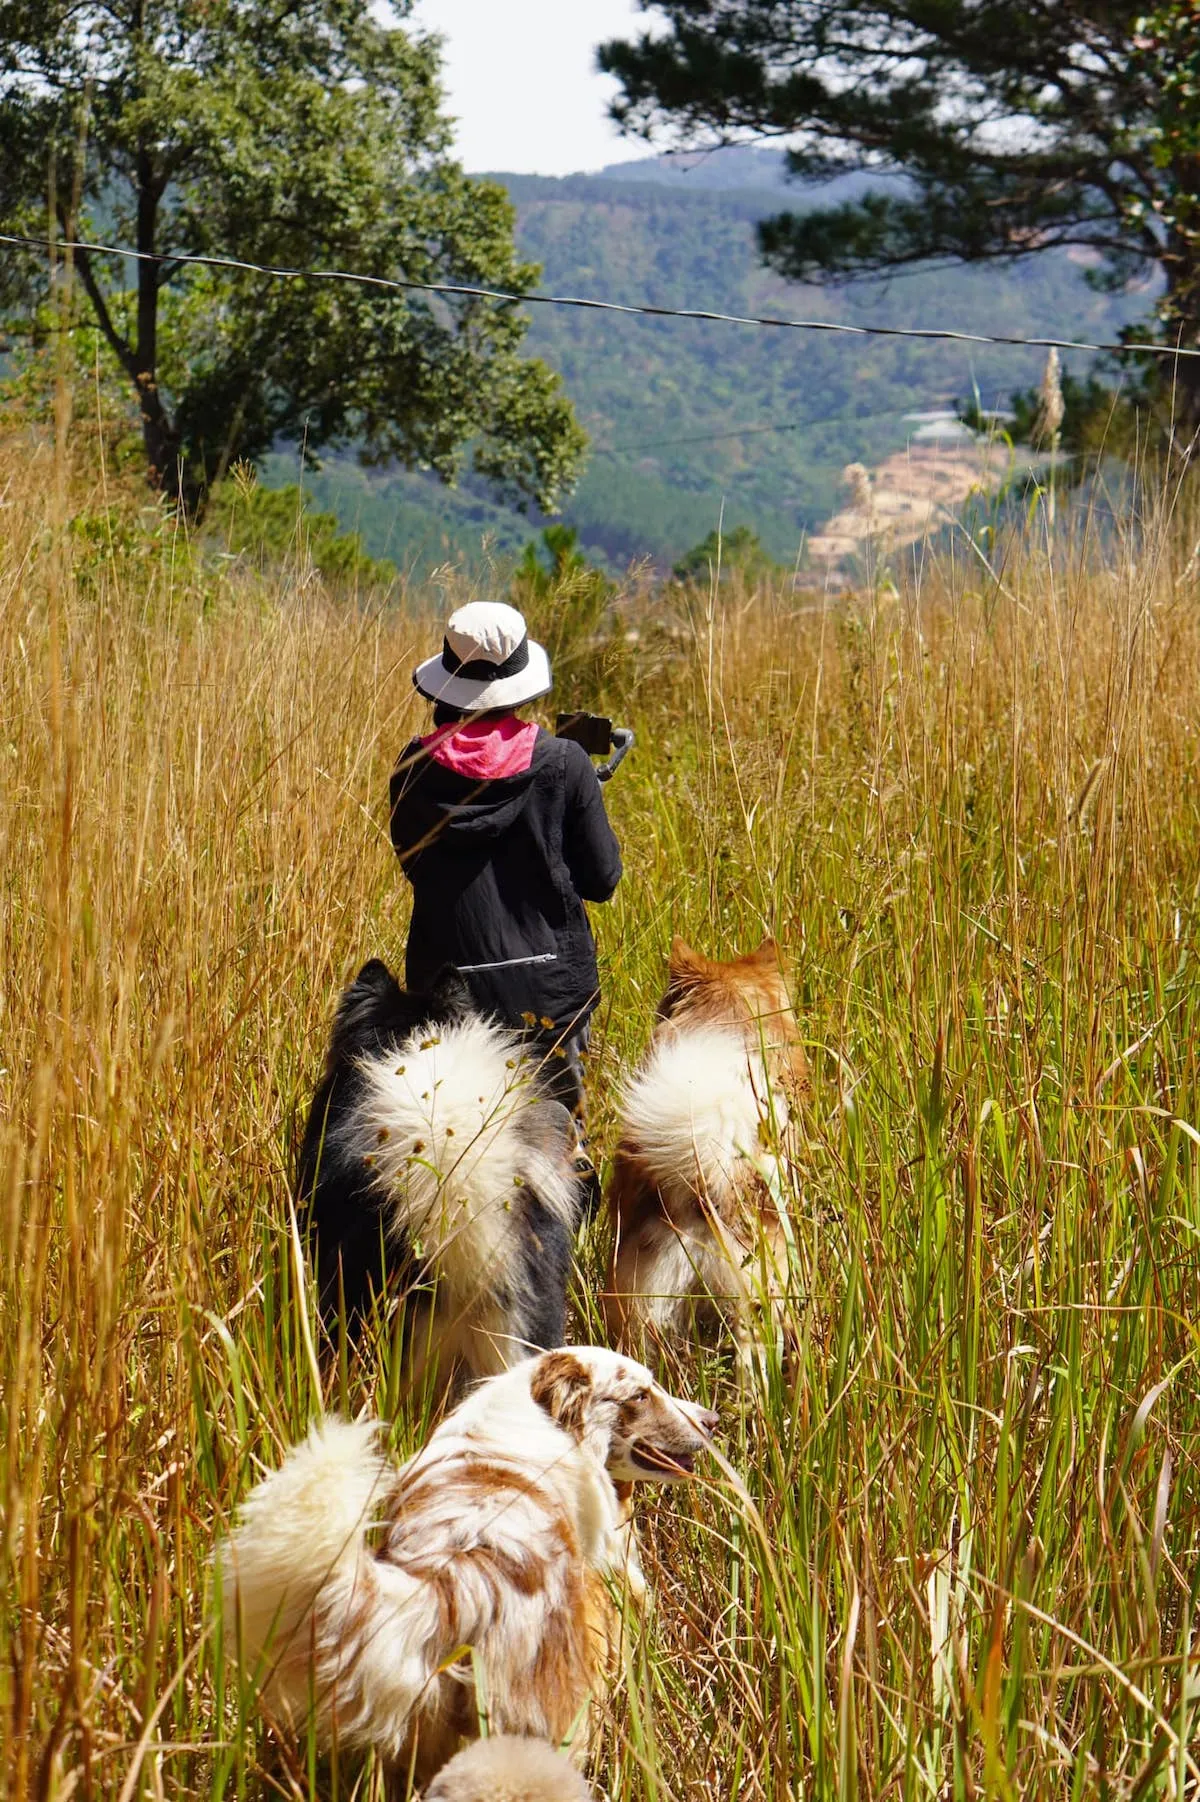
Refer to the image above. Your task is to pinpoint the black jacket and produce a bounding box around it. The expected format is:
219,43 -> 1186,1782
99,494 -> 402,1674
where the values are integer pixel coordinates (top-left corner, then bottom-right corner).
388,728 -> 622,1031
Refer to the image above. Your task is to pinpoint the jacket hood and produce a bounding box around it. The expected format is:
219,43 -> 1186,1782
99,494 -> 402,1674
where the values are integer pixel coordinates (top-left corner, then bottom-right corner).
398,736 -> 549,843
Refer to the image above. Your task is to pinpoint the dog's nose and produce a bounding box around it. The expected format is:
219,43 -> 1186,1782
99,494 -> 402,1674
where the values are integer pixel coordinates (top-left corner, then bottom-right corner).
698,1406 -> 719,1438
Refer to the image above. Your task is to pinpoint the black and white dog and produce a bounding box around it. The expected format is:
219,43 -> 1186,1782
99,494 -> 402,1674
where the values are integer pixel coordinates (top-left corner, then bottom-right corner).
297,959 -> 583,1388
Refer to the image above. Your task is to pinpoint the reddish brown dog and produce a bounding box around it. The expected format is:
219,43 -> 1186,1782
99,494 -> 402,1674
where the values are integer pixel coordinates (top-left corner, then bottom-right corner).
603,936 -> 808,1374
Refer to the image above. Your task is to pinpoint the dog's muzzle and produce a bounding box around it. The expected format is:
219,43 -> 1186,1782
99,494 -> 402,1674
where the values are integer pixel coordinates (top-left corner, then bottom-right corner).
680,1401 -> 720,1439
628,1396 -> 718,1479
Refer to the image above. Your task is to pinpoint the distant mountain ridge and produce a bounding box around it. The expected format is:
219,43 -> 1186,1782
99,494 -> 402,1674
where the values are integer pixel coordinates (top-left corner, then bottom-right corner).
600,145 -> 797,191
291,150 -> 1152,577
597,145 -> 905,207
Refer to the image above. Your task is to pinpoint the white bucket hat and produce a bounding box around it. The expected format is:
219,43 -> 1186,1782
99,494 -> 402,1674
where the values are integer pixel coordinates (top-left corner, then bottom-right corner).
413,601 -> 552,713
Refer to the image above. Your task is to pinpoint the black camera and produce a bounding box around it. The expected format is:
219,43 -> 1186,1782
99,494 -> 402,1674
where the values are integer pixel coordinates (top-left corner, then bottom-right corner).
555,711 -> 613,756
555,711 -> 634,783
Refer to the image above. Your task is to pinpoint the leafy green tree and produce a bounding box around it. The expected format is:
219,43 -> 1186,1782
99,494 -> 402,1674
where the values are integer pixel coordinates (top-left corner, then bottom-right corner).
600,2 -> 1200,422
511,523 -> 613,671
672,522 -> 780,583
1138,3 -> 1200,373
205,466 -> 396,587
0,0 -> 586,512
512,522 -> 611,610
515,523 -> 595,593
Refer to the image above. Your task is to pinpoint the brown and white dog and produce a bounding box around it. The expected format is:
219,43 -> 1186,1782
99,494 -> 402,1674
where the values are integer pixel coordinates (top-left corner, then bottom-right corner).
602,936 -> 808,1373
217,1346 -> 716,1789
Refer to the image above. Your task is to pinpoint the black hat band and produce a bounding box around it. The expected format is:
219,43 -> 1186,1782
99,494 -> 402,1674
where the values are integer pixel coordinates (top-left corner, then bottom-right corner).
441,634 -> 530,682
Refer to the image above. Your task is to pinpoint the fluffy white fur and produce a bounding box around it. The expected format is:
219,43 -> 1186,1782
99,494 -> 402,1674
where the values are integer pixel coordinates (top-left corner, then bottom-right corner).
335,1016 -> 578,1370
423,1735 -> 594,1802
217,1347 -> 715,1786
218,1417 -> 393,1678
618,1023 -> 789,1209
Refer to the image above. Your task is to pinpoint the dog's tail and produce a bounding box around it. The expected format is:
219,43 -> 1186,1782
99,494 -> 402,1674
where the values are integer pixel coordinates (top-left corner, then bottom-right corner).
344,1014 -> 579,1303
218,1416 -> 391,1698
619,1024 -> 784,1208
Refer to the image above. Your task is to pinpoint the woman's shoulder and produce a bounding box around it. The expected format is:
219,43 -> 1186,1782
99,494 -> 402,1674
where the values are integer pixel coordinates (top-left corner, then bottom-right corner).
389,736 -> 434,791
531,726 -> 589,769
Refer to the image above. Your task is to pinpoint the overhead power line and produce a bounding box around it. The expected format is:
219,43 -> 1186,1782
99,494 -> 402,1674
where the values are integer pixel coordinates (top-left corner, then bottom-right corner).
2,229 -> 1198,362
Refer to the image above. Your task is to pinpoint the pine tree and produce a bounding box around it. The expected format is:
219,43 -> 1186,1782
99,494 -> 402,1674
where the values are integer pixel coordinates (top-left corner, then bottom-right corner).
600,2 -> 1200,422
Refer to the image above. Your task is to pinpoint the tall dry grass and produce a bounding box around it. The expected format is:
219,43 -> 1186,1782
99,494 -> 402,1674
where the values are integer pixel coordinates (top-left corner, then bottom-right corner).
3,424 -> 1200,1802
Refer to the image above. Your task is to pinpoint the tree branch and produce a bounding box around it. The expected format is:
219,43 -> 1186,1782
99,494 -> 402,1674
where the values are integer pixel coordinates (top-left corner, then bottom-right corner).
69,236 -> 137,380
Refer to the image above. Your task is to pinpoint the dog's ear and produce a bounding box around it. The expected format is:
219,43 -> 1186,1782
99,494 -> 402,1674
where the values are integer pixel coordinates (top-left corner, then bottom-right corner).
668,935 -> 708,981
329,959 -> 406,1060
428,963 -> 474,1017
661,936 -> 713,1016
529,1350 -> 593,1442
746,935 -> 782,969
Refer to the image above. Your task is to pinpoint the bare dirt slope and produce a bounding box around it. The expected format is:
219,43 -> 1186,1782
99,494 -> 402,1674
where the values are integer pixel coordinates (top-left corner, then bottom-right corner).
808,433 -> 1033,568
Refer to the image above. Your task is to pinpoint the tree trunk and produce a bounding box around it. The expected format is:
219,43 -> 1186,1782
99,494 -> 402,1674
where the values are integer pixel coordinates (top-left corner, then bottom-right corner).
1165,307 -> 1200,437
133,148 -> 185,499
1160,209 -> 1200,436
1172,345 -> 1200,438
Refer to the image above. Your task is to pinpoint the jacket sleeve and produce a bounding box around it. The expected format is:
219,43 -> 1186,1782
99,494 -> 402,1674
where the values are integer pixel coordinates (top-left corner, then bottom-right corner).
388,740 -> 426,875
561,739 -> 622,903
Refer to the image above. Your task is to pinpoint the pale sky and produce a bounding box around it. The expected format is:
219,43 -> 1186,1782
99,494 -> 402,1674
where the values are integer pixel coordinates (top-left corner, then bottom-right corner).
409,0 -> 658,176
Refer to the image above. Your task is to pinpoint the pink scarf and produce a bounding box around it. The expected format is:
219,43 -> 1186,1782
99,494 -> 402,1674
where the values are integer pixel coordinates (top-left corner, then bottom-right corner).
421,714 -> 539,779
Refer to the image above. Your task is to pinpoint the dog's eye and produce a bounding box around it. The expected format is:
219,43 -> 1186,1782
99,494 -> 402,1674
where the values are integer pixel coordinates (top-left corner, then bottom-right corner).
629,1387 -> 650,1404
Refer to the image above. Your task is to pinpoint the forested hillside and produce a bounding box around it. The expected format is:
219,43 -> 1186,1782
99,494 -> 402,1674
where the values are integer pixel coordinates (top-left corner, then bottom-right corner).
278,154 -> 1154,574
